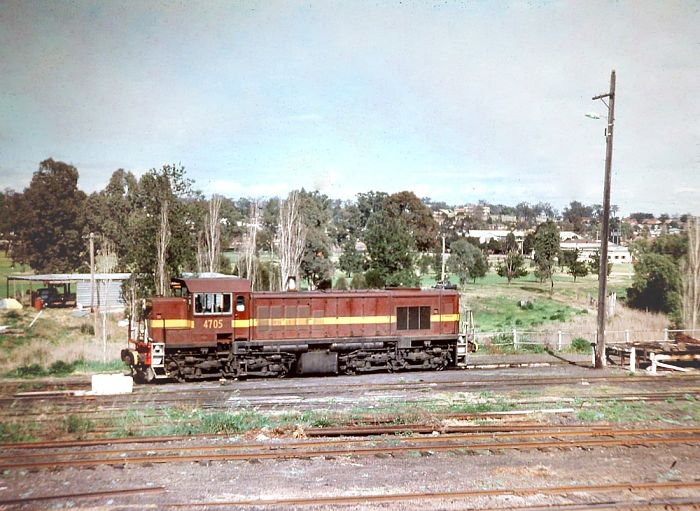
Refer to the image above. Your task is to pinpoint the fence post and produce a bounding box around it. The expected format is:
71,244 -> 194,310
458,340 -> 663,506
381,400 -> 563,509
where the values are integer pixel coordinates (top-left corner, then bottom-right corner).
629,347 -> 636,373
513,328 -> 518,350
602,343 -> 606,367
557,331 -> 562,351
625,329 -> 629,343
663,328 -> 668,342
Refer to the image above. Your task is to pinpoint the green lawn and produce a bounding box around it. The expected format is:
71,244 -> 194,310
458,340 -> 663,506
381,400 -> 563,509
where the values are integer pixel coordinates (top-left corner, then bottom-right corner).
430,260 -> 634,333
468,295 -> 587,332
1,251 -> 32,302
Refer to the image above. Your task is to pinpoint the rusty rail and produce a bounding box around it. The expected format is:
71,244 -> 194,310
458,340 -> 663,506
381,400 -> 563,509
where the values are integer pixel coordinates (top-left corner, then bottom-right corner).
2,425 -> 694,464
2,429 -> 699,470
0,486 -> 164,507
163,481 -> 700,508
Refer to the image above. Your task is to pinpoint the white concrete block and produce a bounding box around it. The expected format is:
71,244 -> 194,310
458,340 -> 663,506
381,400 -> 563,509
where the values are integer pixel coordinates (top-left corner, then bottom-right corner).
91,373 -> 133,395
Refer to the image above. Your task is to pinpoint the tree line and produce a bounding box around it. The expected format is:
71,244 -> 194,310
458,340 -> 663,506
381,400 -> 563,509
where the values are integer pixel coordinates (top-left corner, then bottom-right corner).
1,159 -> 698,331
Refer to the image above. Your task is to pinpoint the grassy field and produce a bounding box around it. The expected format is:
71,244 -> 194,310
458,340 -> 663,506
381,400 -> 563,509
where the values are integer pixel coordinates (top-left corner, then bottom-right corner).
0,251 -> 126,373
0,307 -> 126,373
418,259 -> 640,334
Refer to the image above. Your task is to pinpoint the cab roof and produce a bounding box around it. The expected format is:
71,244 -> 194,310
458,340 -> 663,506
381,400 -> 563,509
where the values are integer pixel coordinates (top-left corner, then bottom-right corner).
171,277 -> 252,294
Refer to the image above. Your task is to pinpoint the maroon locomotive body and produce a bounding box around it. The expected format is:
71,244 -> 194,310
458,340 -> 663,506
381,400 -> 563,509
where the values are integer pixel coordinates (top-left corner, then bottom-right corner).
122,277 -> 464,381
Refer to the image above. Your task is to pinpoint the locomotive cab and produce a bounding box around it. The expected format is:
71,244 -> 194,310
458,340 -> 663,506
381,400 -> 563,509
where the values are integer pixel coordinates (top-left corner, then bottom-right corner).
123,277 -> 252,381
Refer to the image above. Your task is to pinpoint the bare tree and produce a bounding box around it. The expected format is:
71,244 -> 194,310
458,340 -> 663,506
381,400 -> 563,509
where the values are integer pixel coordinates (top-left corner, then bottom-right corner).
204,194 -> 222,273
682,216 -> 700,332
196,231 -> 206,274
277,191 -> 306,291
239,201 -> 260,287
96,239 -> 118,273
155,200 -> 171,296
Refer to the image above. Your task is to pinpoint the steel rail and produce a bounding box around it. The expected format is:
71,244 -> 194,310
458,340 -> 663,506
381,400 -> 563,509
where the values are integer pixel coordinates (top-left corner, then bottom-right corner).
5,425 -> 698,463
451,497 -> 700,511
0,486 -> 165,506
162,481 -> 700,508
0,423 -> 685,452
2,432 -> 699,470
0,421 -> 553,450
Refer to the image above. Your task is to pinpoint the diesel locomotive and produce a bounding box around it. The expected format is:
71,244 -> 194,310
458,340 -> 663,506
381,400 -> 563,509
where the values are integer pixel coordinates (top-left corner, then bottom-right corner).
121,277 -> 471,382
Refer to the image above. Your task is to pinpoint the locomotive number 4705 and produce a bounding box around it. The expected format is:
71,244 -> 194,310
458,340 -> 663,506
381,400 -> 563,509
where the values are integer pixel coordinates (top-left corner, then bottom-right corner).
202,319 -> 224,328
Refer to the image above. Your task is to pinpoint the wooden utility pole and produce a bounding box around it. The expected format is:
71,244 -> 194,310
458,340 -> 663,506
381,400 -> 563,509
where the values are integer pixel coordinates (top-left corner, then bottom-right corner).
89,232 -> 97,337
441,235 -> 446,283
593,70 -> 616,369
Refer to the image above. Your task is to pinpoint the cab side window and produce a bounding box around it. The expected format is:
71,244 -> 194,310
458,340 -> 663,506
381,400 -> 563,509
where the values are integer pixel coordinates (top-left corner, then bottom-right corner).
193,293 -> 232,315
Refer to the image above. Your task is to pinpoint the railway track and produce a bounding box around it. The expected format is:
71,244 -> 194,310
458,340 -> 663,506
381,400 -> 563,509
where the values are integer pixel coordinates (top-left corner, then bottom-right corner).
4,481 -> 699,509
1,388 -> 697,430
5,371 -> 700,402
2,425 -> 698,471
163,481 -> 700,508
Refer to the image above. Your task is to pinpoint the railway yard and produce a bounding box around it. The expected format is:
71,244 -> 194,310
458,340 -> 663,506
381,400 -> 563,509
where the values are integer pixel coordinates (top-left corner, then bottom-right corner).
1,354 -> 700,510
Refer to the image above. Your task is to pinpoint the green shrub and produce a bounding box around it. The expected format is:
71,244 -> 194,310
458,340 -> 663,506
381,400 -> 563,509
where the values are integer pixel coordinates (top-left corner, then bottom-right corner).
350,273 -> 367,289
48,360 -> 75,376
549,311 -> 567,321
64,414 -> 94,436
570,337 -> 591,353
13,363 -> 47,377
364,270 -> 385,289
80,323 -> 95,335
4,311 -> 20,321
335,276 -> 348,290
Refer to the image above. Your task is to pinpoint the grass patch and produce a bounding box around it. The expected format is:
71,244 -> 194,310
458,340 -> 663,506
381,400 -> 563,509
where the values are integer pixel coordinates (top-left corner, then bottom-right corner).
0,421 -> 38,443
72,359 -> 125,373
4,358 -> 124,378
576,400 -> 652,423
64,414 -> 95,438
481,332 -> 547,354
110,407 -> 345,438
447,399 -> 515,414
105,397 -> 526,440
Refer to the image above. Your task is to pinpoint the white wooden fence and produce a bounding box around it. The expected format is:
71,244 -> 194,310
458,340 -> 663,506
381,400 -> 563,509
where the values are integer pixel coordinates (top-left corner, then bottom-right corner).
473,328 -> 700,351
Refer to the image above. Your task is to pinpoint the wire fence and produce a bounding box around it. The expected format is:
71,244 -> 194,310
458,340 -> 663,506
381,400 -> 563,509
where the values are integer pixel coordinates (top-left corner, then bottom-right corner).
473,328 -> 700,351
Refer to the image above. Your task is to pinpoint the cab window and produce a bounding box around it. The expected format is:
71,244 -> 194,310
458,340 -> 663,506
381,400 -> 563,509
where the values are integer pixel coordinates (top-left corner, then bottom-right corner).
193,293 -> 232,315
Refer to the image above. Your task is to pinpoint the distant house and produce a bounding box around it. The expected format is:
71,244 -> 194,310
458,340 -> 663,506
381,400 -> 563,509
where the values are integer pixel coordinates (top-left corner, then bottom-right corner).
642,218 -> 663,237
559,242 -> 631,264
559,231 -> 583,241
490,214 -> 517,224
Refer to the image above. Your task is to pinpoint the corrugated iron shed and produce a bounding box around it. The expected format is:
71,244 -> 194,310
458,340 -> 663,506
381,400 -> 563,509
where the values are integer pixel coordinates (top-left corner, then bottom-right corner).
6,273 -> 132,310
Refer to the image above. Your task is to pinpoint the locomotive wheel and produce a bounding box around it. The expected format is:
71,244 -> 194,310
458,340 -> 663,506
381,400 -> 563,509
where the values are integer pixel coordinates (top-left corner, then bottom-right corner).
166,357 -> 186,383
133,367 -> 154,384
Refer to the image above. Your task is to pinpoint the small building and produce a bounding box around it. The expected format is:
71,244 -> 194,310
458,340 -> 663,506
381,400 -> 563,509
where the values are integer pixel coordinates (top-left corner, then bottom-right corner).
559,242 -> 631,264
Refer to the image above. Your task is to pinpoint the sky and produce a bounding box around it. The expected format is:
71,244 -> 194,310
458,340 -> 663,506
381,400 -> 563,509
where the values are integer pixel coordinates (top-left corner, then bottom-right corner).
0,0 -> 698,216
